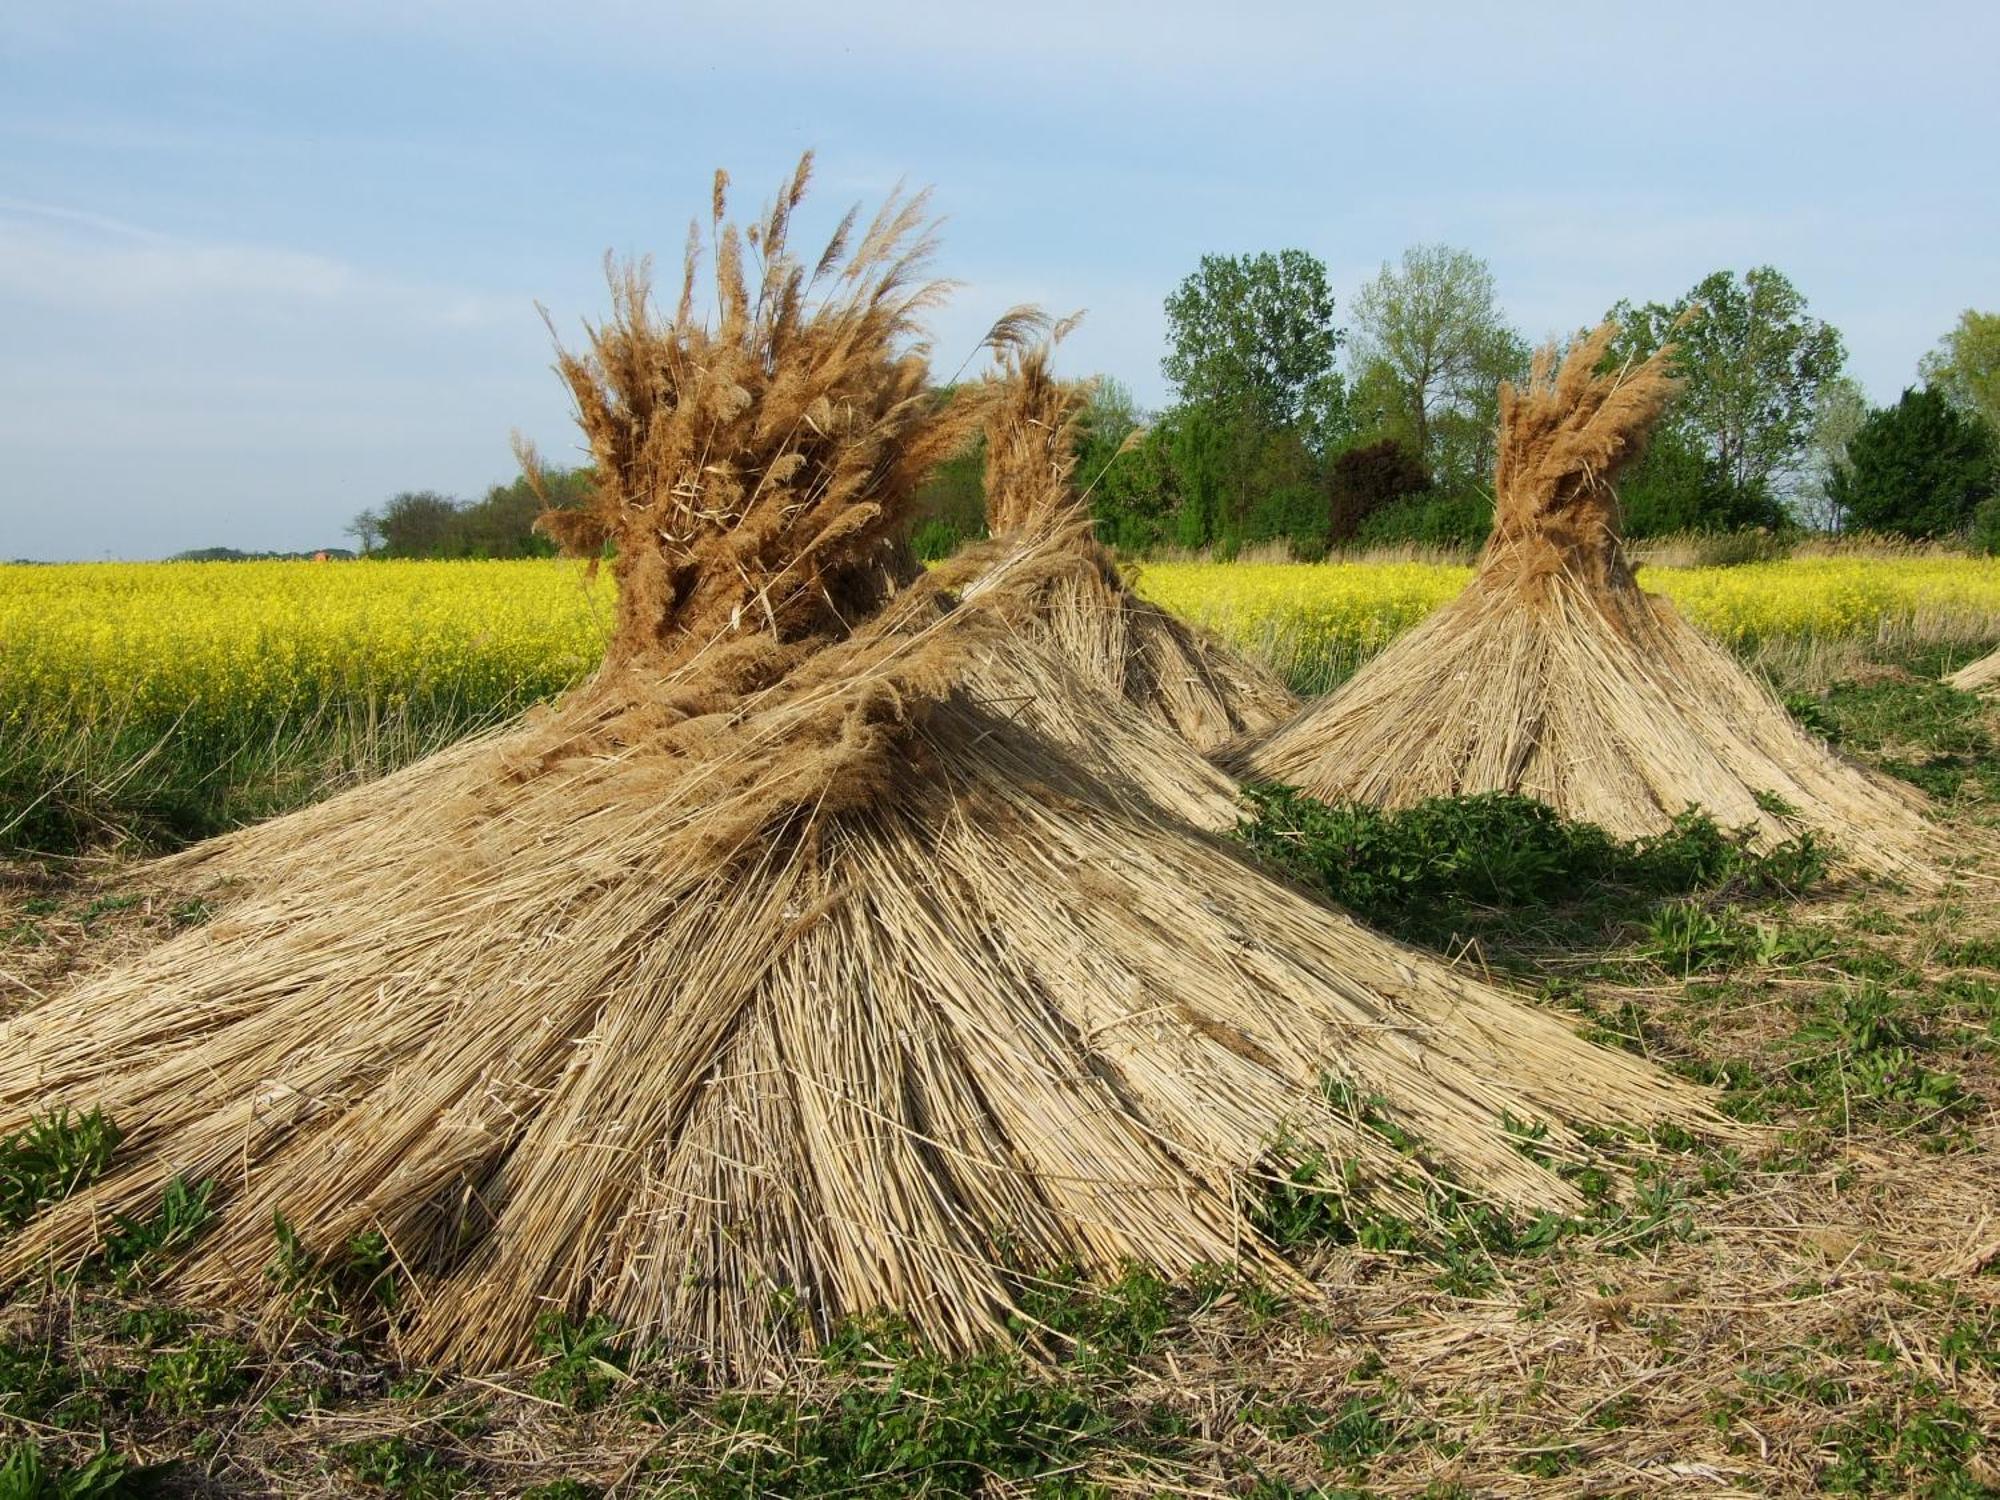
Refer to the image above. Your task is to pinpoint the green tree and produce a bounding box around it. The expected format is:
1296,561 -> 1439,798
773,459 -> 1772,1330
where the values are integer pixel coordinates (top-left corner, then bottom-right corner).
1327,438 -> 1431,542
461,469 -> 591,557
373,490 -> 464,557
1827,386 -> 1995,539
357,469 -> 593,559
1087,420 -> 1180,553
1617,424 -> 1783,537
1919,309 -> 2000,446
1797,375 -> 1868,532
1610,267 -> 1846,499
1071,377 -> 1142,494
1347,244 -> 1524,476
1160,250 -> 1345,431
1165,405 -> 1234,549
345,508 -> 383,555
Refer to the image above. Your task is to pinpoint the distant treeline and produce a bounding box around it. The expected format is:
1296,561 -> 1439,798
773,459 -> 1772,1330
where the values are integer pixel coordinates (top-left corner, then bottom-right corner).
346,469 -> 595,559
346,271 -> 1997,565
912,261 -> 1999,561
169,547 -> 359,563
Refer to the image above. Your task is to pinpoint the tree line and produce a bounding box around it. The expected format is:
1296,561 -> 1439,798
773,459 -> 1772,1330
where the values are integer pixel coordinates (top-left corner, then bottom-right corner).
344,469 -> 593,559
1049,254 -> 1994,558
352,268 -> 1998,562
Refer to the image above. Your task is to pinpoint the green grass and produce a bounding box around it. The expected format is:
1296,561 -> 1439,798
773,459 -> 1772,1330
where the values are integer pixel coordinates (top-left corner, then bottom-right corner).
1789,644 -> 2000,805
0,703 -> 513,857
1235,785 -> 1827,962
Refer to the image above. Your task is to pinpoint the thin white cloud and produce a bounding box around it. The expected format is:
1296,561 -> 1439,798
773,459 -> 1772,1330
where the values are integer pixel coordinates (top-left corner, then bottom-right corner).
0,198 -> 514,325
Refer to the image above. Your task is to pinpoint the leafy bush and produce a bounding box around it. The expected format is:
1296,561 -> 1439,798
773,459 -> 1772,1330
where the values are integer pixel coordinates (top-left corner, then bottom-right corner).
1973,494 -> 2000,556
1235,787 -> 1824,950
1618,425 -> 1784,537
1351,487 -> 1491,551
1829,386 -> 1995,540
1327,438 -> 1431,542
1235,481 -> 1329,556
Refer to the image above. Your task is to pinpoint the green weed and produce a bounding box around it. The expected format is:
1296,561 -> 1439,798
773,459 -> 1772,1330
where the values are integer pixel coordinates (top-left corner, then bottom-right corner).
529,1313 -> 628,1411
0,1441 -> 137,1500
0,1111 -> 122,1229
140,1334 -> 246,1416
335,1436 -> 475,1498
99,1177 -> 215,1288
682,1350 -> 1120,1499
1236,787 -> 1824,958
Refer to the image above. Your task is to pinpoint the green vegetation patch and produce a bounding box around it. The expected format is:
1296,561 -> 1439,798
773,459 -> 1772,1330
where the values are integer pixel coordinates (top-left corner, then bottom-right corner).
1236,786 -> 1825,956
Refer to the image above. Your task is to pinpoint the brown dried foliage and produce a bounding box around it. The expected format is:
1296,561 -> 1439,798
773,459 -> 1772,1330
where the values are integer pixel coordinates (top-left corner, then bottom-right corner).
0,195 -> 1729,1379
981,338 -> 1085,537
1485,320 -> 1682,593
532,152 -> 983,672
1948,645 -> 2000,693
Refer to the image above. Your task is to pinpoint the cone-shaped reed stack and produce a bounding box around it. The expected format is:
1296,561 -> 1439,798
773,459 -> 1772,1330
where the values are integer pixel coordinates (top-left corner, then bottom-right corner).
0,182 -> 1723,1376
967,336 -> 1297,751
1230,323 -> 1947,887
1947,646 -> 2000,694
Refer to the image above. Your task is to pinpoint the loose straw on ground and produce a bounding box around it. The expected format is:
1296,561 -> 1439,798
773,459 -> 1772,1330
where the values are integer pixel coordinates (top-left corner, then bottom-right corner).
1947,645 -> 2000,694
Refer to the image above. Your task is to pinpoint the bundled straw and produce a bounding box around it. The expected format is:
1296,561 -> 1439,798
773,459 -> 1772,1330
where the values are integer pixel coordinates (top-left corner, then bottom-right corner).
0,179 -> 1724,1376
1230,323 -> 1953,887
965,334 -> 1297,751
1947,646 -> 2000,694
527,153 -> 971,681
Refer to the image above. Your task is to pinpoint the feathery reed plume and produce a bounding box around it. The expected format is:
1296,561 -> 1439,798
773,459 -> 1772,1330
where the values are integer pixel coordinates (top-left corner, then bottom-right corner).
1230,321 -> 1961,886
1946,646 -> 2000,694
0,194 -> 1725,1377
968,333 -> 1298,750
533,153 -> 965,674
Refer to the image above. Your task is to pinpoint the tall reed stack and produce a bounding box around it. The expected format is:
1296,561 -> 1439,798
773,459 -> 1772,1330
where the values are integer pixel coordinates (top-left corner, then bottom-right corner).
1231,323 -> 1950,888
0,175 -> 1724,1375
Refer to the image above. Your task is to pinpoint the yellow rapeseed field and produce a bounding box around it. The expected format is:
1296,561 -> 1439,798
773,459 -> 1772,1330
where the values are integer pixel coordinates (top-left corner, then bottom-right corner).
0,560 -> 612,740
6,556 -> 1999,740
1134,556 -> 2000,683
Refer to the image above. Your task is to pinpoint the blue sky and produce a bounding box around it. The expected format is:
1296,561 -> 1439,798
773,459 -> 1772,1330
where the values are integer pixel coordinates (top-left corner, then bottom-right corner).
2,1 -> 1995,561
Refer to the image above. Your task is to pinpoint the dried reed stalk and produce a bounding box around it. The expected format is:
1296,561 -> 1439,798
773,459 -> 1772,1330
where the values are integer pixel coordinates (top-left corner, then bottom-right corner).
1947,646 -> 2000,694
972,337 -> 1296,751
1230,324 -> 1957,888
0,184 -> 1723,1376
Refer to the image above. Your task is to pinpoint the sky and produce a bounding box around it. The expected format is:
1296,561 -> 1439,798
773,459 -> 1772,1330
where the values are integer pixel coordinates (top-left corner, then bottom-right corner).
1,1 -> 1995,561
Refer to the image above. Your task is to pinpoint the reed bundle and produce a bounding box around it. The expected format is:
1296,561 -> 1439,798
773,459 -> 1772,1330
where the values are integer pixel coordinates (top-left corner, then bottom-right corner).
1947,646 -> 2000,693
0,180 -> 1721,1374
969,337 -> 1297,751
1230,324 -> 1950,887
